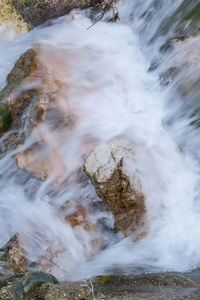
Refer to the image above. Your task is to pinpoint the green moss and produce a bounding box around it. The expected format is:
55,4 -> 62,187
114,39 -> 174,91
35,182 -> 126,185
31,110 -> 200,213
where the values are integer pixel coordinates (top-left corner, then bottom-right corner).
94,275 -> 111,284
0,104 -> 12,133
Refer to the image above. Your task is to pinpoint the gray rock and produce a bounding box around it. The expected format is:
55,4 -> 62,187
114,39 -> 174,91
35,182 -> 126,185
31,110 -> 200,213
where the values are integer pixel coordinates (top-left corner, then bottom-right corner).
0,272 -> 200,299
11,0 -> 104,28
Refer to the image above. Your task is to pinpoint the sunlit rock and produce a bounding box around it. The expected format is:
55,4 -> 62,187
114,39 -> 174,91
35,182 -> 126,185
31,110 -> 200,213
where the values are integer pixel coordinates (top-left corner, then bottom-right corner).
0,0 -> 29,37
84,139 -> 147,239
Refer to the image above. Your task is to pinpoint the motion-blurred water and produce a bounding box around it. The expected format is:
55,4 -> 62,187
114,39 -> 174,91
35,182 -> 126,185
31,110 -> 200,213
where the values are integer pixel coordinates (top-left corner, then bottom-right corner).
0,0 -> 200,281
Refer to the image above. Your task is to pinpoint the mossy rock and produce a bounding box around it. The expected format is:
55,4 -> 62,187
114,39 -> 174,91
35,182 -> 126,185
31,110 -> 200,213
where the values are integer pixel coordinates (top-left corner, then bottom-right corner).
7,48 -> 37,87
12,272 -> 58,300
0,104 -> 12,133
0,48 -> 37,141
0,271 -> 200,300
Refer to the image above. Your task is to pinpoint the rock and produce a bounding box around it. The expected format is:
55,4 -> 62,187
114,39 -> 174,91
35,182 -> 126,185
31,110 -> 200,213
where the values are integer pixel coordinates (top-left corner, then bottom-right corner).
0,201 -> 104,278
0,271 -> 200,299
0,48 -> 38,138
11,0 -> 104,28
0,47 -> 55,153
0,104 -> 12,133
159,67 -> 179,86
0,235 -> 28,273
10,46 -> 94,181
15,145 -> 65,181
0,0 -> 29,36
36,201 -> 105,278
159,34 -> 200,129
7,49 -> 37,87
0,271 -> 58,300
62,201 -> 104,254
13,271 -> 58,300
84,139 -> 147,238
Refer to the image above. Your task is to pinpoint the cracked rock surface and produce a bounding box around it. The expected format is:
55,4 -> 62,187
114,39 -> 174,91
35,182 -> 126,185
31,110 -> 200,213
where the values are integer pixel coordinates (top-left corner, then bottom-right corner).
84,139 -> 147,238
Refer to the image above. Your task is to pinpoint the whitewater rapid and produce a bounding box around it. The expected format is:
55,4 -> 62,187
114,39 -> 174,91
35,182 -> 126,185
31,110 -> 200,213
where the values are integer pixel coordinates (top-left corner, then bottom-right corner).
0,0 -> 200,281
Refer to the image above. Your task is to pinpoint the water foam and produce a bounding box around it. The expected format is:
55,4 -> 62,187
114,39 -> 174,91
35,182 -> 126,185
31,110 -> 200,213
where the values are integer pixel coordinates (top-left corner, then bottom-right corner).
0,2 -> 199,281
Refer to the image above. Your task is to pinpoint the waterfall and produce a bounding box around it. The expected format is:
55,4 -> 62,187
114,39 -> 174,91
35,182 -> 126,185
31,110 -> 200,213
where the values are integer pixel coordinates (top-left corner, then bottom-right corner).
0,0 -> 200,281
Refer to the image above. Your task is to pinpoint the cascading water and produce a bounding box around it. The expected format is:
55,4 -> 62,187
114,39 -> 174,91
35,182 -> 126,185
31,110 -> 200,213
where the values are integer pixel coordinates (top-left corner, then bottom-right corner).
0,0 -> 200,281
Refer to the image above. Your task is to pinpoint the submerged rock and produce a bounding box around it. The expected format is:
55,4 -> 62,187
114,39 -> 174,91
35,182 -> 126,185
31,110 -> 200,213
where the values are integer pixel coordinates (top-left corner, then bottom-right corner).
11,0 -> 104,28
84,139 -> 147,238
62,201 -> 104,254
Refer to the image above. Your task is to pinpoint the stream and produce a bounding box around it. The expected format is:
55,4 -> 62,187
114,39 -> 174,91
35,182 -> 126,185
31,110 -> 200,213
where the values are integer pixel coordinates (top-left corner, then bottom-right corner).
0,0 -> 200,282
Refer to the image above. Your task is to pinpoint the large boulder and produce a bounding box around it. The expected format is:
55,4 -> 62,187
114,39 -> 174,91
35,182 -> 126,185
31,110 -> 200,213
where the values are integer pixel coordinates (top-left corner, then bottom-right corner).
11,0 -> 104,28
84,139 -> 147,239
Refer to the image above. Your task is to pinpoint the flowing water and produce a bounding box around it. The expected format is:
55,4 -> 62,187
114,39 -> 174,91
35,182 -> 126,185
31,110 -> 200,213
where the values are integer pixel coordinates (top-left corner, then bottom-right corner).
0,0 -> 200,281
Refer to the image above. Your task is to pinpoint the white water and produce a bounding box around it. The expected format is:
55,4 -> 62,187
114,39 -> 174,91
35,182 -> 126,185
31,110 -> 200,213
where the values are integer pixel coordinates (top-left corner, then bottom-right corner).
0,0 -> 200,281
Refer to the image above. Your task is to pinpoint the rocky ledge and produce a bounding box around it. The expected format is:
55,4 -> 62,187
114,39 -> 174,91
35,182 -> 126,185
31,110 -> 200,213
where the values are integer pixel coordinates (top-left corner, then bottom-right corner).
0,270 -> 200,299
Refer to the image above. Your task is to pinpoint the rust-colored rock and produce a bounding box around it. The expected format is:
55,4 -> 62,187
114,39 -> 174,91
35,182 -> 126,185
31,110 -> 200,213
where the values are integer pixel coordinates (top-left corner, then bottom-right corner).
0,235 -> 28,272
84,139 -> 147,238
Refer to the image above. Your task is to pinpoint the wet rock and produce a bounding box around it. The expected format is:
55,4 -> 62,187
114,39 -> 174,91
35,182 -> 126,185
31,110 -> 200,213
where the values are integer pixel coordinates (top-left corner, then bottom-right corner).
0,235 -> 28,273
12,0 -> 104,28
15,145 -> 64,181
62,201 -> 104,254
0,104 -> 12,133
12,46 -> 95,181
0,272 -> 199,299
35,201 -> 105,278
0,271 -> 58,300
159,67 -> 179,86
160,34 -> 200,124
0,47 -> 57,155
153,1 -> 200,40
0,0 -> 29,36
0,48 -> 37,137
13,271 -> 58,299
6,49 -> 37,87
84,139 -> 147,238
